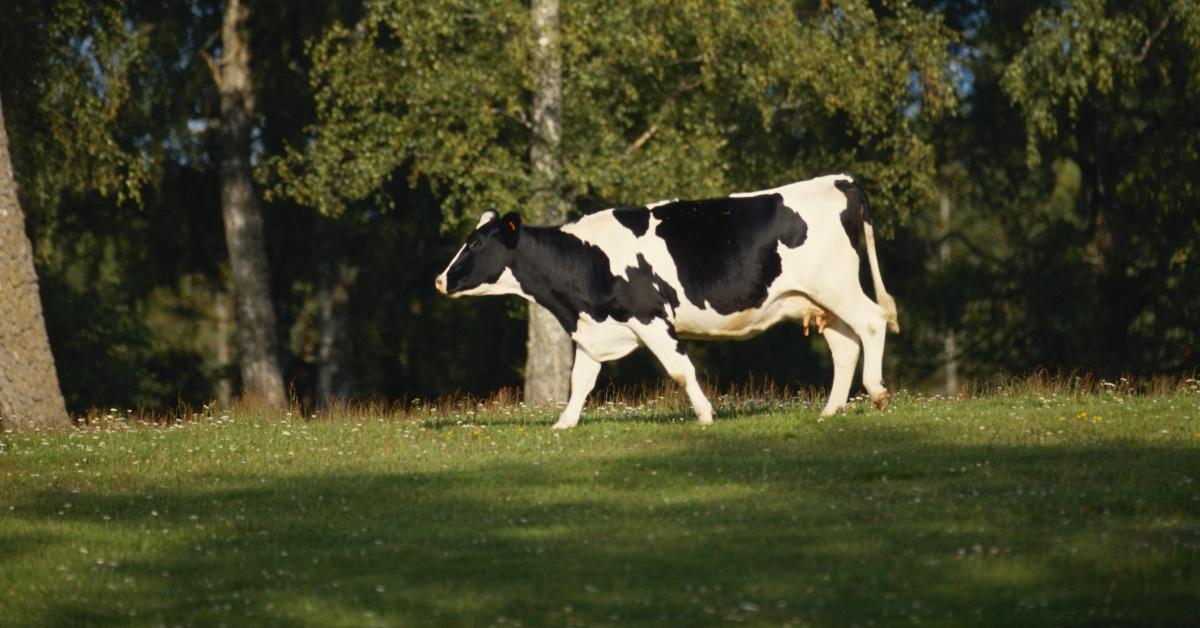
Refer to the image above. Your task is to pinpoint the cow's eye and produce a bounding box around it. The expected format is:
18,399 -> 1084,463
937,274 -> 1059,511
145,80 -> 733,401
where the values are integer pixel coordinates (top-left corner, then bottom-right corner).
467,240 -> 481,250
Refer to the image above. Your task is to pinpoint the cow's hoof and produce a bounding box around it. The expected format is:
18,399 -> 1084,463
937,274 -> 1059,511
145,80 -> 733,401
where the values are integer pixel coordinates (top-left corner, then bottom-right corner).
550,421 -> 576,430
819,405 -> 843,417
873,391 -> 891,412
697,414 -> 714,426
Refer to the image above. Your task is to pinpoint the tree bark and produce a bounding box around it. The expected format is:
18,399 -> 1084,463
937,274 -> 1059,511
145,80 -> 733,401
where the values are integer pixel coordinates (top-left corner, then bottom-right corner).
316,234 -> 357,407
525,0 -> 574,405
213,0 -> 287,407
0,95 -> 71,431
213,289 -> 234,408
939,191 -> 958,395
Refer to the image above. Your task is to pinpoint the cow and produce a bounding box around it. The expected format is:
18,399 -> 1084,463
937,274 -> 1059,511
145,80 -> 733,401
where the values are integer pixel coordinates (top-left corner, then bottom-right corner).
435,174 -> 899,429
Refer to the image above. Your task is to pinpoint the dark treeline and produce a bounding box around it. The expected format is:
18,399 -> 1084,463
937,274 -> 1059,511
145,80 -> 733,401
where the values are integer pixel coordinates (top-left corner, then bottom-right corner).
1,0 -> 1197,416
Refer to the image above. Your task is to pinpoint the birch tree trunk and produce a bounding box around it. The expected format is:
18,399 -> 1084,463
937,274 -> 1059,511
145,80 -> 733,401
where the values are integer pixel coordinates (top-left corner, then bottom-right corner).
212,0 -> 287,407
213,289 -> 234,408
314,223 -> 355,405
939,191 -> 958,396
525,0 -> 574,405
0,95 -> 70,431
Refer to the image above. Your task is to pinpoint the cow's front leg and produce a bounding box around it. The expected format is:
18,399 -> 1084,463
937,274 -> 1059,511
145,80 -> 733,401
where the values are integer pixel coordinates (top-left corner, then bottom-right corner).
551,346 -> 602,429
635,319 -> 714,425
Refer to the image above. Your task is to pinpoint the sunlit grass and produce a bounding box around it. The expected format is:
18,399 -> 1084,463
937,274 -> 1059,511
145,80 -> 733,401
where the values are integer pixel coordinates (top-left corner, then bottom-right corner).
2,381 -> 1199,626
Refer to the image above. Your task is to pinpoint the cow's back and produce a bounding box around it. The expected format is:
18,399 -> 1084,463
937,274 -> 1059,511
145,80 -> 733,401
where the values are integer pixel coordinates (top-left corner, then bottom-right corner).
561,176 -> 857,339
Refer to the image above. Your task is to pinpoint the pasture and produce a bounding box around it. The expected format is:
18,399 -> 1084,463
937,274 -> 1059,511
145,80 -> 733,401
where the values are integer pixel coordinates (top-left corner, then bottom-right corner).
2,384 -> 1198,626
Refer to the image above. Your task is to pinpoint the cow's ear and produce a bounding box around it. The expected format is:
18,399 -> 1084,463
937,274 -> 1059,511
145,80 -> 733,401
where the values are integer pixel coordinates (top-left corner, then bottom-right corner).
500,212 -> 521,247
476,209 -> 499,229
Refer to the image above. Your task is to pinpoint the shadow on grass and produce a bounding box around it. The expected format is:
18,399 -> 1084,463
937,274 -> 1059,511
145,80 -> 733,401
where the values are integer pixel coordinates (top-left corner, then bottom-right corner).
9,427 -> 1200,626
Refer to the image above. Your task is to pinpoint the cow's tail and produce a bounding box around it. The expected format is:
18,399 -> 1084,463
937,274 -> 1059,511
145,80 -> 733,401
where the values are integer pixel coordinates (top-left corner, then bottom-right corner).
839,177 -> 899,333
863,220 -> 899,333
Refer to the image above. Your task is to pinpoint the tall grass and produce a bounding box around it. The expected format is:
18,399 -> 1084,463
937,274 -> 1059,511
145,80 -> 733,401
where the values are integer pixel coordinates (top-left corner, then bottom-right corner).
62,372 -> 1200,431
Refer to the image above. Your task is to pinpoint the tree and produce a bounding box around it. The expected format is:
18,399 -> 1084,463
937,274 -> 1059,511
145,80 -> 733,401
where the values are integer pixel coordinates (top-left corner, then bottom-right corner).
876,0 -> 1200,389
903,0 -> 1200,382
2,1 -> 358,413
524,0 -> 573,403
1000,0 -> 1200,373
271,0 -> 958,399
0,0 -> 152,427
314,217 -> 358,405
204,0 -> 287,407
0,95 -> 70,431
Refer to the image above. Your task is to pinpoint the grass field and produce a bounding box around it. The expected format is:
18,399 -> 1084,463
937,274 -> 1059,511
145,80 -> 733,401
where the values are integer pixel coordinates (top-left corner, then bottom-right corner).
2,383 -> 1199,626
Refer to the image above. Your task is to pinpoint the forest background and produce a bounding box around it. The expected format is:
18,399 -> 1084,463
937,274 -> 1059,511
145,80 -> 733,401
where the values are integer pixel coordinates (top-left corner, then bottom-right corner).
1,0 -> 1197,425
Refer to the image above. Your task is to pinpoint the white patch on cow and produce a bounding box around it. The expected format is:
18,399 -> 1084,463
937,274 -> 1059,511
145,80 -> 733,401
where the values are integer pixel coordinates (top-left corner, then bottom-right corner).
434,243 -> 468,294
446,267 -> 527,299
561,213 -> 644,279
561,199 -> 679,279
571,313 -> 641,362
820,318 -> 860,416
674,287 -> 827,340
729,173 -> 850,201
627,317 -> 713,424
553,347 -> 601,429
476,210 -> 499,228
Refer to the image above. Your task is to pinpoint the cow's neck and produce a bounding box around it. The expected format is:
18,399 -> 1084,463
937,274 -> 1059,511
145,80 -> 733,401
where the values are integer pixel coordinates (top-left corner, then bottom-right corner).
510,226 -> 592,331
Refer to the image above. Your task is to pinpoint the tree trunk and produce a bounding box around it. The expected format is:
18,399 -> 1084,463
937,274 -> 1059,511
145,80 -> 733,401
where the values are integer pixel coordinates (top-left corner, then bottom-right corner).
0,95 -> 71,431
213,0 -> 287,407
316,229 -> 357,407
213,289 -> 234,408
939,191 -> 958,395
525,0 -> 573,405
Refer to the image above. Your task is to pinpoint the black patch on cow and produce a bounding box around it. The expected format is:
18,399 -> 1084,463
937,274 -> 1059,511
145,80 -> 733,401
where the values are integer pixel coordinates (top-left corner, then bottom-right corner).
508,228 -> 679,333
635,253 -> 680,310
664,324 -> 686,355
651,193 -> 807,314
613,206 -> 650,237
835,179 -> 871,249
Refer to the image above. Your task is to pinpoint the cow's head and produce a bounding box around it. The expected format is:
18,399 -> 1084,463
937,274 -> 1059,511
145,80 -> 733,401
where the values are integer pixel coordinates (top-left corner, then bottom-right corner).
434,210 -> 523,297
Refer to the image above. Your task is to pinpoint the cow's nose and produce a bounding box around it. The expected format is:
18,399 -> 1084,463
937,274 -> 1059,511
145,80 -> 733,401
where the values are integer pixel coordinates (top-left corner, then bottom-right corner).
434,274 -> 448,294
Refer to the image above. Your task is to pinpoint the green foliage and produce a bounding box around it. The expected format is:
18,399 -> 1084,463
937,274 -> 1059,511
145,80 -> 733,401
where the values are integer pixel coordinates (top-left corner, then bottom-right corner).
2,390 -> 1199,624
5,1 -> 1200,410
1001,0 -> 1197,168
0,1 -> 153,209
267,1 -> 532,224
878,0 -> 1200,389
270,0 -> 958,231
996,0 -> 1200,371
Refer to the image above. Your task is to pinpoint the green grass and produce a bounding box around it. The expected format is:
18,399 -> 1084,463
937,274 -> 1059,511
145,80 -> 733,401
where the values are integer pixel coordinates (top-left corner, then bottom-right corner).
2,387 -> 1199,626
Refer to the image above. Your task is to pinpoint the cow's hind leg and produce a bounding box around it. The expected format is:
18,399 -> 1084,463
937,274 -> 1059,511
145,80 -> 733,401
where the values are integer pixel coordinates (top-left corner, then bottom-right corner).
820,317 -> 860,416
635,319 -> 714,425
551,346 -> 602,429
814,291 -> 890,410
845,294 -> 890,410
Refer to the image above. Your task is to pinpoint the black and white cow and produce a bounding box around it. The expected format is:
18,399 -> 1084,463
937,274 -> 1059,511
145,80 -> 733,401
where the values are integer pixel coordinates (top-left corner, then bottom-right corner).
435,174 -> 899,428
